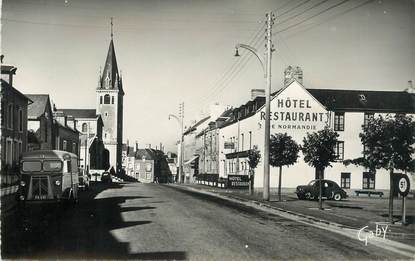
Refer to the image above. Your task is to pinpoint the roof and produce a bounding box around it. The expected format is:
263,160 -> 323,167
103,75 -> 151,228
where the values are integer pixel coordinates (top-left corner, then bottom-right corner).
60,109 -> 97,119
1,79 -> 32,102
25,94 -> 50,119
22,150 -> 78,160
135,149 -> 155,160
183,116 -> 211,135
54,119 -> 79,134
307,89 -> 415,113
98,40 -> 124,94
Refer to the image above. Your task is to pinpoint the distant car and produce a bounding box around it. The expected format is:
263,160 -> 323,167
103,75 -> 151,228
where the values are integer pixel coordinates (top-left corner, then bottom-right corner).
78,172 -> 90,190
296,179 -> 347,201
101,172 -> 112,183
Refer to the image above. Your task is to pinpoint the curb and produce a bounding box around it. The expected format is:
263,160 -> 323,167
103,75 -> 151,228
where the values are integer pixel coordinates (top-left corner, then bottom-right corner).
168,184 -> 415,259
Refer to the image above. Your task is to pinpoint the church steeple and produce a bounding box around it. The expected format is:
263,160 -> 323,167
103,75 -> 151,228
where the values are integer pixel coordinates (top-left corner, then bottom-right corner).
97,18 -> 124,94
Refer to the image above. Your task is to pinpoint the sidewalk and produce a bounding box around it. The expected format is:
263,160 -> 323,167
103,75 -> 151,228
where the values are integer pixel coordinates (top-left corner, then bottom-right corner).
177,183 -> 415,246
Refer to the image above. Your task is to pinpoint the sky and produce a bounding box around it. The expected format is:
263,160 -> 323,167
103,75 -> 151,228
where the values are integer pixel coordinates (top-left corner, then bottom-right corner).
1,0 -> 414,152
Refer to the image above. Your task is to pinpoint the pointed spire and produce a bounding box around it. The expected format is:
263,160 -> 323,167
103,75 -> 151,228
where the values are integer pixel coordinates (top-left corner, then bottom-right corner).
110,17 -> 114,40
96,18 -> 124,95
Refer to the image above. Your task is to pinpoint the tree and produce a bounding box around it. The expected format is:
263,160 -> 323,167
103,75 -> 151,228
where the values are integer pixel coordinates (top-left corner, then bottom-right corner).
350,114 -> 415,223
247,146 -> 261,196
269,133 -> 300,201
302,126 -> 339,210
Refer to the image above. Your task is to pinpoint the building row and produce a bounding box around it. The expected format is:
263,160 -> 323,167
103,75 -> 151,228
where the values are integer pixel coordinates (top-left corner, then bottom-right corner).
1,32 -> 126,199
121,143 -> 175,183
0,59 -> 111,194
180,66 -> 415,192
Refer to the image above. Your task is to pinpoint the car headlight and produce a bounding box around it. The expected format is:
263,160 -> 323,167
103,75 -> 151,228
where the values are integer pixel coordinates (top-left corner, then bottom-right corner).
55,180 -> 61,186
20,180 -> 26,187
19,195 -> 25,200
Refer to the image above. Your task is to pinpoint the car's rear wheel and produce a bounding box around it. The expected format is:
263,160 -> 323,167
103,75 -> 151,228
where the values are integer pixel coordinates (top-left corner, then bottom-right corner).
305,192 -> 312,200
333,193 -> 342,201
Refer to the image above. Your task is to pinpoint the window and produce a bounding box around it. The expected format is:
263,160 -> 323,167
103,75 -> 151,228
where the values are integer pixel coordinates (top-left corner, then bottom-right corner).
14,141 -> 18,161
104,94 -> 111,104
63,140 -> 67,151
6,140 -> 13,165
241,133 -> 244,151
363,112 -> 374,127
18,109 -> 23,132
73,142 -> 77,153
146,163 -> 152,172
22,161 -> 42,172
111,96 -> 114,104
100,96 -> 103,104
362,172 -> 375,189
334,141 -> 344,160
43,161 -> 63,172
334,112 -> 344,131
82,123 -> 88,132
8,104 -> 13,129
341,173 -> 351,189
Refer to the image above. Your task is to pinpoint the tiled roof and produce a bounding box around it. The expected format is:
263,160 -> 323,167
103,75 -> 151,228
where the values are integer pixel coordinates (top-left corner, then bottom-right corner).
60,109 -> 97,119
1,79 -> 31,102
25,94 -> 50,119
135,149 -> 155,160
183,116 -> 211,135
307,89 -> 415,113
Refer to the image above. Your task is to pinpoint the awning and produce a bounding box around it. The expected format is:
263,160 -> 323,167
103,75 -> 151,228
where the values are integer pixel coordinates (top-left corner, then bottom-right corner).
183,155 -> 199,165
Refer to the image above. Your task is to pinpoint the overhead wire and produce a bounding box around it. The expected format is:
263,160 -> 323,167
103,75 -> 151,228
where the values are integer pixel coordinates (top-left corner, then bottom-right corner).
199,0 -> 371,110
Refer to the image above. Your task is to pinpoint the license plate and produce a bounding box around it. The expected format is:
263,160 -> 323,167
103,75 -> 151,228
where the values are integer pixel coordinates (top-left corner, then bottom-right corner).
34,195 -> 47,200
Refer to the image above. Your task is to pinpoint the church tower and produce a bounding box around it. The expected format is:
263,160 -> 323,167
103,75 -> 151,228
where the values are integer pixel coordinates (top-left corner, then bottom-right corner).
96,18 -> 124,173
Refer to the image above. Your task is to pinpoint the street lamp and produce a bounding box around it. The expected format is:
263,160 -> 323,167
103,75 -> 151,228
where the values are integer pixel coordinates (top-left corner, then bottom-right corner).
169,114 -> 184,184
234,12 -> 274,201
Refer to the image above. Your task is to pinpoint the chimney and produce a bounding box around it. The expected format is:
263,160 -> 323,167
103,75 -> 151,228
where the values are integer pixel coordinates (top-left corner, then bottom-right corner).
284,66 -> 303,87
408,80 -> 413,90
135,141 -> 138,151
251,89 -> 265,100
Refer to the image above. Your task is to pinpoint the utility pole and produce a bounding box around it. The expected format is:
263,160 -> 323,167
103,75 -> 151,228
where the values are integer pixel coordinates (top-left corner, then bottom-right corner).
234,11 -> 275,201
179,102 -> 184,184
263,11 -> 275,201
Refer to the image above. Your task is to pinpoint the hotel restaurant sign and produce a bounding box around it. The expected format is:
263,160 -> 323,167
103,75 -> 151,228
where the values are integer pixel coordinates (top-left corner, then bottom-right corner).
258,98 -> 329,131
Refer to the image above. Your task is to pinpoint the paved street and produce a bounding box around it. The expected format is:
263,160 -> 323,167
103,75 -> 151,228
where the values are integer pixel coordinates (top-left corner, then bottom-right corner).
1,182 -> 408,260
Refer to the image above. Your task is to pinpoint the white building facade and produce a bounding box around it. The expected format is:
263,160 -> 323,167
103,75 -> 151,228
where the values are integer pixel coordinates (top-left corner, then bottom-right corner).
217,80 -> 414,191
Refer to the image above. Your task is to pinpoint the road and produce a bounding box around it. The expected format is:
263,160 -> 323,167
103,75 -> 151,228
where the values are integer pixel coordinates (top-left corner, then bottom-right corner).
1,182 -> 405,260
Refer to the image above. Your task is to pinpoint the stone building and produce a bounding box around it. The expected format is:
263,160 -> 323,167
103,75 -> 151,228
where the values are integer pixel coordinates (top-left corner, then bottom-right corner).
52,110 -> 80,155
60,109 -> 108,171
25,94 -> 54,151
1,63 -> 31,189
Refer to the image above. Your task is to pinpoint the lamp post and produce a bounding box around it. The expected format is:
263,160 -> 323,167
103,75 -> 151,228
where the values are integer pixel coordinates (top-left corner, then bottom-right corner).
234,12 -> 275,201
169,113 -> 183,184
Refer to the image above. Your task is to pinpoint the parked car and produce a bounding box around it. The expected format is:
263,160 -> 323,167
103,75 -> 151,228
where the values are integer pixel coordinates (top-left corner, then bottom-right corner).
78,171 -> 90,190
101,172 -> 112,183
296,179 -> 347,201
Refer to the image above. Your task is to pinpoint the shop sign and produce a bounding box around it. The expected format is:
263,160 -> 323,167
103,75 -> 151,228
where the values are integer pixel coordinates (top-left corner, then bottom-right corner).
258,98 -> 329,131
227,175 -> 249,188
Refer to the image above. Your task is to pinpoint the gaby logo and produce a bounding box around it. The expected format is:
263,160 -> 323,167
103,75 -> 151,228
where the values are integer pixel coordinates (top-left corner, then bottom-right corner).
357,223 -> 389,246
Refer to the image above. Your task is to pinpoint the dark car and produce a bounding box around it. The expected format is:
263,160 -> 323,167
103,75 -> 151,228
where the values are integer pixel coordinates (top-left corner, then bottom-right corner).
296,179 -> 347,201
101,172 -> 112,183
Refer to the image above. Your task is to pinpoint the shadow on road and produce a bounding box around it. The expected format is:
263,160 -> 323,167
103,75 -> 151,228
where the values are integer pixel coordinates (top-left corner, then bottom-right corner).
1,182 -> 187,260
